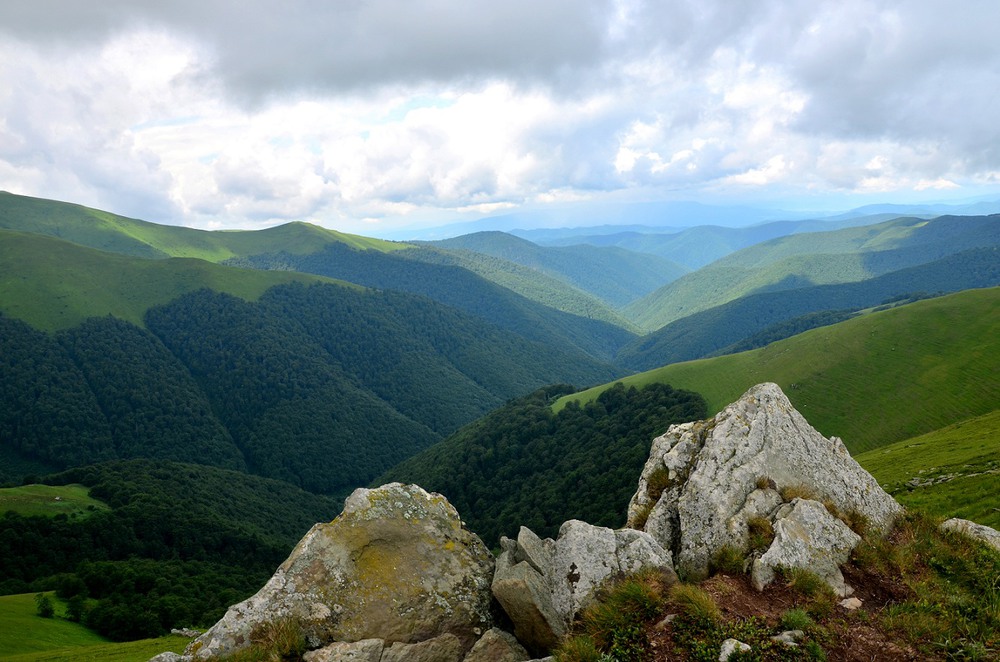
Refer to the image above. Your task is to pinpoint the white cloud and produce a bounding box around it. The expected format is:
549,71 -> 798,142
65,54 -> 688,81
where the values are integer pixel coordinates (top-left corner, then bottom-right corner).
0,0 -> 998,233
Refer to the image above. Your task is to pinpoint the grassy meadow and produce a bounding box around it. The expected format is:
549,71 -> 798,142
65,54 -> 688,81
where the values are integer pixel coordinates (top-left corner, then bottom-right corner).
0,230 -> 354,331
857,410 -> 1000,529
556,287 -> 1000,454
0,484 -> 109,519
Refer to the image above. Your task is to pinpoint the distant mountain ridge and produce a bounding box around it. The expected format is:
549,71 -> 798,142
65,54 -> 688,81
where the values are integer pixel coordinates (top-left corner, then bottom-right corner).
427,230 -> 688,307
625,214 -> 1000,330
618,246 -> 1000,371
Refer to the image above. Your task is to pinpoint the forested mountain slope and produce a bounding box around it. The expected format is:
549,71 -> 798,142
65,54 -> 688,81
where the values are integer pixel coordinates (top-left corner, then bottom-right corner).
231,243 -> 636,362
561,288 -> 1000,454
379,382 -> 707,545
618,247 -> 1000,371
1,280 -> 620,493
0,460 -> 341,640
625,214 -> 1000,330
429,231 -> 688,307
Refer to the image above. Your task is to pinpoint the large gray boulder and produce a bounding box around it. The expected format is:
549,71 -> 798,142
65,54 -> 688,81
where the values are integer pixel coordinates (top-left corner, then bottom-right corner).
628,383 -> 902,580
186,483 -> 494,660
492,521 -> 675,655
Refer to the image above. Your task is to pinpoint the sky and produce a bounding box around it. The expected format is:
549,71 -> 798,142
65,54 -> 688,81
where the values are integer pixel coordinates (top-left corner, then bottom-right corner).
1,0 -> 999,237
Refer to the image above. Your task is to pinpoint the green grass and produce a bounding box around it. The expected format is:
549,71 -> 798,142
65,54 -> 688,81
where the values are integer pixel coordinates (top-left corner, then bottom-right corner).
557,287 -> 1000,454
0,484 -> 109,518
0,635 -> 191,662
856,410 -> 1000,529
0,593 -> 108,656
0,191 -> 407,262
0,230 -> 355,331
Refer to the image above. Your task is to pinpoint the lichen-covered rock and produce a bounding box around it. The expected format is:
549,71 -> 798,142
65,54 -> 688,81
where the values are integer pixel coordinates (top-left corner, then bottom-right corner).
186,484 -> 494,659
492,520 -> 675,655
940,518 -> 1000,552
380,633 -> 464,662
462,628 -> 530,662
628,383 -> 901,579
303,639 -> 384,662
750,498 -> 861,595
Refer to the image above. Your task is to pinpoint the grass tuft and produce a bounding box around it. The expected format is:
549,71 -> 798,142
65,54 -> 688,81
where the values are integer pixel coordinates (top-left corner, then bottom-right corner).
746,515 -> 775,551
669,583 -> 722,626
780,607 -> 815,631
779,484 -> 818,503
710,545 -> 745,576
646,466 -> 672,501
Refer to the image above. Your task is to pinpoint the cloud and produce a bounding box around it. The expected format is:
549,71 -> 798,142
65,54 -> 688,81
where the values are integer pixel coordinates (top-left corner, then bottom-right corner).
0,1 -> 998,232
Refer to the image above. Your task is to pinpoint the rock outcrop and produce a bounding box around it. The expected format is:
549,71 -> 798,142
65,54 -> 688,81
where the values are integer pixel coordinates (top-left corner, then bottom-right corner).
185,483 -> 494,660
151,382 -> 916,662
940,518 -> 1000,552
491,520 -> 676,655
627,383 -> 902,584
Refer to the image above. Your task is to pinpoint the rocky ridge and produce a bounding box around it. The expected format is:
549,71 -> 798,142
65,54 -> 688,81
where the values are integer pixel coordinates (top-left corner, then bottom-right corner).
152,383 -> 1000,661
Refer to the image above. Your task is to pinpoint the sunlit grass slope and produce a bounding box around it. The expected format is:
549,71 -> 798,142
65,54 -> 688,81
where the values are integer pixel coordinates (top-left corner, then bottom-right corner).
0,191 -> 405,261
0,230 -> 347,331
856,410 -> 1000,529
0,593 -> 108,657
556,287 -> 1000,454
0,484 -> 109,518
626,214 -> 1000,330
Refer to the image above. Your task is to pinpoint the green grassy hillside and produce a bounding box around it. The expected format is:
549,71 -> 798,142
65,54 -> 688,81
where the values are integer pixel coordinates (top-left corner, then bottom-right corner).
0,191 -> 402,261
557,288 -> 1000,453
856,410 -> 1000,529
1,634 -> 189,662
0,593 -> 109,658
0,230 -> 342,331
626,214 -> 1000,330
617,247 -> 1000,371
0,484 -> 109,518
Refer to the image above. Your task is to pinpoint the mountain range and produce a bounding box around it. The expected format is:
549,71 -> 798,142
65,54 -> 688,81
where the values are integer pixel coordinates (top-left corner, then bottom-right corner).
1,190 -> 998,651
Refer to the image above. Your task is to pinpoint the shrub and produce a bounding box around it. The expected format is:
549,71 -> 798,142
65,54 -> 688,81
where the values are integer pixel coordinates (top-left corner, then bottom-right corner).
35,593 -> 55,618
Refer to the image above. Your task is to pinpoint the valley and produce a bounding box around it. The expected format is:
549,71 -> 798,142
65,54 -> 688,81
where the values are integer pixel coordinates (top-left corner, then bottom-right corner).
1,192 -> 998,658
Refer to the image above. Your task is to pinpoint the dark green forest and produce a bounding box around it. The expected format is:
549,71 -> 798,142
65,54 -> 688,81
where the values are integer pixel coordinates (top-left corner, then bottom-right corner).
0,460 -> 340,640
0,281 -> 620,494
379,382 -> 707,546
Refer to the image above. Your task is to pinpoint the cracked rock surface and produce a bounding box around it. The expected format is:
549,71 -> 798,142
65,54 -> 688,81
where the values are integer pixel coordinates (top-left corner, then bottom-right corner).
628,383 -> 902,580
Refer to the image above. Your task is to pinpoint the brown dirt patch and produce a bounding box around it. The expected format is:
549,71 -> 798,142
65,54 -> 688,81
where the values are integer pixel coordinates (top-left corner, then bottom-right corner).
645,569 -> 938,661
